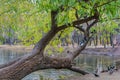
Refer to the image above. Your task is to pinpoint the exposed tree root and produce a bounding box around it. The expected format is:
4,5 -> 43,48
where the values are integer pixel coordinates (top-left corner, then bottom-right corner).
68,66 -> 89,75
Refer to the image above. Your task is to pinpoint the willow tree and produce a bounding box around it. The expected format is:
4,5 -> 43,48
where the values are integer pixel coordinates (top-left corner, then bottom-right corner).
0,0 -> 120,80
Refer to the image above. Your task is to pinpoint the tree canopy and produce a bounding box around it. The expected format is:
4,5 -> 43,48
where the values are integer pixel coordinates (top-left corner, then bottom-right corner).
0,0 -> 120,45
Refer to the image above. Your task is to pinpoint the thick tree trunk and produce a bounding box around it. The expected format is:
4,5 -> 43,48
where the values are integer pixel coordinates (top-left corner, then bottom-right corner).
0,29 -> 90,80
0,13 -> 98,79
0,29 -> 86,80
0,29 -> 72,80
0,54 -> 72,80
95,35 -> 98,46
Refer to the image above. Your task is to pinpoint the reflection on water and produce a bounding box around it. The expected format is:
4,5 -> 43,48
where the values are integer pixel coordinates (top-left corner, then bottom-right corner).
0,49 -> 113,80
0,49 -> 27,65
75,54 -> 113,72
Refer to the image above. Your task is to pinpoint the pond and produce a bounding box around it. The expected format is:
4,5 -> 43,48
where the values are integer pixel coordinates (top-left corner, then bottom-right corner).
0,48 -> 113,80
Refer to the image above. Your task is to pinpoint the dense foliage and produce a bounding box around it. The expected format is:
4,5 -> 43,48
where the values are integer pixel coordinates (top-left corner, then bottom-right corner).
0,0 -> 120,47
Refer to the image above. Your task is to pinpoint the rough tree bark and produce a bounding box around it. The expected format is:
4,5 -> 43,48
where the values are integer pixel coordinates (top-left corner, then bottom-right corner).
0,9 -> 99,80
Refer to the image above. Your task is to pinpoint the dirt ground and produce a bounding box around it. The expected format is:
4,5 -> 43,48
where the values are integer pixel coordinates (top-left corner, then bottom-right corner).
66,70 -> 120,80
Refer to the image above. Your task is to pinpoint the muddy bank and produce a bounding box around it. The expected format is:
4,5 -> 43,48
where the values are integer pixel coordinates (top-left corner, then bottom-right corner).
66,70 -> 120,80
0,45 -> 33,52
0,45 -> 119,56
82,47 -> 120,59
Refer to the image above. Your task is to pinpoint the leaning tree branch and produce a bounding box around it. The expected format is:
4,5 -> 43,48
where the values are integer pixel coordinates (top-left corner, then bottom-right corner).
86,19 -> 98,31
67,22 -> 96,60
70,35 -> 92,60
74,25 -> 85,32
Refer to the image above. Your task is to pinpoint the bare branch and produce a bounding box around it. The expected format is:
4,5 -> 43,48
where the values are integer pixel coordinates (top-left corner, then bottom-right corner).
68,66 -> 89,75
86,19 -> 98,31
74,25 -> 85,32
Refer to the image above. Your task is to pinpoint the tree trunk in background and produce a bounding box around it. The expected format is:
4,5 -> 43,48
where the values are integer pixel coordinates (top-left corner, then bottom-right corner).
110,33 -> 114,47
93,38 -> 96,47
102,38 -> 106,48
95,35 -> 98,46
88,40 -> 92,46
100,36 -> 102,45
106,32 -> 109,46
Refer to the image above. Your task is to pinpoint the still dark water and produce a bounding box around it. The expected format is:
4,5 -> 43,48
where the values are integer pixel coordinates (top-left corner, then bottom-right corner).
0,49 -> 113,80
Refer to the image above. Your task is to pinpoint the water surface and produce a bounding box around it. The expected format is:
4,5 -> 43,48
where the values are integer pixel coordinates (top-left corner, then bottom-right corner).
0,49 -> 113,80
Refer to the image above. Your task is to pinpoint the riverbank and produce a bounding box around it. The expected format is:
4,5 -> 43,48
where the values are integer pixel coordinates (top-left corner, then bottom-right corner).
0,45 -> 33,52
66,70 -> 120,80
0,45 -> 118,56
0,45 -> 120,80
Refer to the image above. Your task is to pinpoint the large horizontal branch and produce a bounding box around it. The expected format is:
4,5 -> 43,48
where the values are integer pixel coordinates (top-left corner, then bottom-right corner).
75,25 -> 85,32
